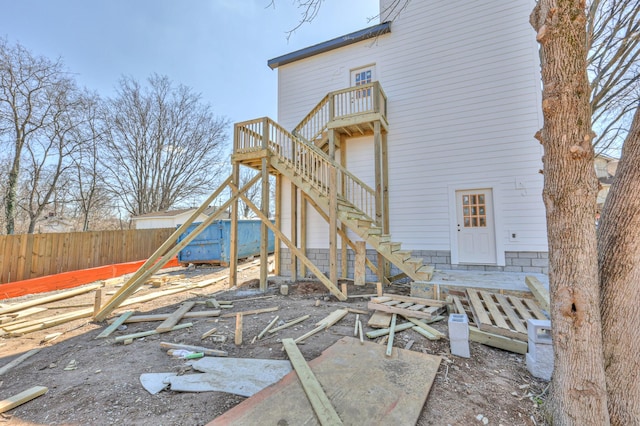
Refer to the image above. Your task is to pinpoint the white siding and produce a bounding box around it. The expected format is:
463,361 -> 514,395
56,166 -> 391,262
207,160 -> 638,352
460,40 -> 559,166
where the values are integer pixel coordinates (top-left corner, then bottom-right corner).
276,0 -> 547,261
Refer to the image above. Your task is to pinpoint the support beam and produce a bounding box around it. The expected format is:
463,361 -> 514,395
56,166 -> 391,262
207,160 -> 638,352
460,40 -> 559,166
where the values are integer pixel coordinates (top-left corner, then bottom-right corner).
274,174 -> 282,276
340,141 -> 348,279
94,174 -> 260,321
355,241 -> 366,286
300,193 -> 307,278
230,164 -> 241,289
237,190 -> 346,301
291,183 -> 298,281
328,129 -> 338,287
260,159 -> 270,291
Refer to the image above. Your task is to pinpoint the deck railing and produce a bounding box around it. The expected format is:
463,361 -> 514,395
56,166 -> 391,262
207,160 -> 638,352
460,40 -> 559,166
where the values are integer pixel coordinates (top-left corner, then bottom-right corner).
293,81 -> 387,144
234,117 -> 376,219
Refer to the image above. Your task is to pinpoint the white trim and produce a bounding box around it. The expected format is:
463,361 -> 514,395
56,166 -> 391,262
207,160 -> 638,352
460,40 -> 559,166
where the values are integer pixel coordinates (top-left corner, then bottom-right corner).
448,181 -> 505,266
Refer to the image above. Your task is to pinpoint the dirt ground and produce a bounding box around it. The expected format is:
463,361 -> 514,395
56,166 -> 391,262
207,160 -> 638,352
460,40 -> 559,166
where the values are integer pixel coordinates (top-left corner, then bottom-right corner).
0,261 -> 549,425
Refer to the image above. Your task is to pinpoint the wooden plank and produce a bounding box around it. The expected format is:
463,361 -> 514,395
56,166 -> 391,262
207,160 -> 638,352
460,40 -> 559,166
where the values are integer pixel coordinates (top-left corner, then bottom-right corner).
509,296 -> 535,322
522,297 -> 548,320
386,314 -> 397,357
221,306 -> 278,318
315,309 -> 348,328
294,324 -> 326,344
0,283 -> 103,316
257,315 -> 280,339
282,338 -> 344,426
365,321 -> 414,338
93,289 -> 103,317
235,313 -> 243,345
114,323 -> 193,342
0,386 -> 48,414
367,301 -> 438,320
525,276 -> 550,312
402,316 -> 446,339
95,311 -> 134,339
201,326 -> 218,340
367,311 -> 392,328
0,349 -> 40,376
109,310 -> 221,323
159,341 -> 228,357
380,293 -> 444,307
466,289 -> 492,326
370,296 -> 393,304
479,290 -> 510,330
156,301 -> 196,333
495,294 -> 528,334
268,315 -> 310,334
469,326 -> 528,354
452,296 -> 467,316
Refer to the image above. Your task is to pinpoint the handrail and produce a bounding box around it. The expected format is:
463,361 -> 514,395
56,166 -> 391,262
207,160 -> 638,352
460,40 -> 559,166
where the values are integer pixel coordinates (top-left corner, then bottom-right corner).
293,81 -> 387,144
235,117 -> 376,219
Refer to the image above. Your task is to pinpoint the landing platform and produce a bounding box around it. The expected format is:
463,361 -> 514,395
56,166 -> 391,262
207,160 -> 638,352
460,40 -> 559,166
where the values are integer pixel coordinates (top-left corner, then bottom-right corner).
429,269 -> 549,293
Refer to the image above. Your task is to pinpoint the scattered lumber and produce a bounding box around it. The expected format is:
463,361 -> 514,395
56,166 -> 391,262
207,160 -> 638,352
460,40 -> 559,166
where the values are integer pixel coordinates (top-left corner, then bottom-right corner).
221,306 -> 278,318
469,326 -> 527,354
368,294 -> 445,320
257,315 -> 279,340
268,315 -> 310,334
5,308 -> 94,336
0,283 -> 103,316
525,276 -> 550,312
281,338 -> 343,426
114,323 -> 193,343
464,288 -> 547,342
156,301 -> 196,333
0,386 -> 48,414
108,310 -> 221,324
365,322 -> 414,339
315,309 -> 349,328
201,327 -> 218,340
402,317 -> 446,340
95,311 -> 134,339
0,349 -> 41,376
0,307 -> 47,324
159,341 -> 228,357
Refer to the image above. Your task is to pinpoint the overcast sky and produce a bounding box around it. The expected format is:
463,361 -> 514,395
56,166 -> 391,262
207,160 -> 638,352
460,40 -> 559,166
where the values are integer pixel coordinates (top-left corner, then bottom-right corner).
1,0 -> 379,131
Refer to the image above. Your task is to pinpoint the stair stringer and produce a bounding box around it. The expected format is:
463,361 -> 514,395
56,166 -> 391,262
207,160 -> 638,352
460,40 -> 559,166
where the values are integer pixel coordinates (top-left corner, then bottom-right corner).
271,157 -> 434,282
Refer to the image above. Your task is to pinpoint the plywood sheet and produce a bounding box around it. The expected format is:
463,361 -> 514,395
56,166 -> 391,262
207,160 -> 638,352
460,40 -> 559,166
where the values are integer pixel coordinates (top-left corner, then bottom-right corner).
208,337 -> 441,425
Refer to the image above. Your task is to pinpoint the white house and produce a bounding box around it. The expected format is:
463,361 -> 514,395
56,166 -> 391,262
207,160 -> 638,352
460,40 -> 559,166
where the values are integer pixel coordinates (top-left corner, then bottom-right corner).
131,207 -> 229,229
232,0 -> 547,292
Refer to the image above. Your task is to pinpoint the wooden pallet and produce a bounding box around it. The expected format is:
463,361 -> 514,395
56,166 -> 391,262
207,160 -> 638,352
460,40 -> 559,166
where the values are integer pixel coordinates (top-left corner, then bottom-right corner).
368,294 -> 445,321
452,288 -> 547,342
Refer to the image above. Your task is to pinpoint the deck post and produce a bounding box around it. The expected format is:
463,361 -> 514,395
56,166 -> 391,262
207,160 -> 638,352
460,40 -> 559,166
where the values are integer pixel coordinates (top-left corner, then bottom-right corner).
229,125 -> 241,289
274,174 -> 282,276
260,118 -> 270,291
300,194 -> 307,278
290,183 -> 298,281
340,139 -> 348,279
328,129 -> 338,286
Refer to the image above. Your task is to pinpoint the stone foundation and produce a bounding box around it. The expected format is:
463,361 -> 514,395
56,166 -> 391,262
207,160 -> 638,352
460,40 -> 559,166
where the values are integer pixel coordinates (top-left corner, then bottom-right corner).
278,249 -> 548,280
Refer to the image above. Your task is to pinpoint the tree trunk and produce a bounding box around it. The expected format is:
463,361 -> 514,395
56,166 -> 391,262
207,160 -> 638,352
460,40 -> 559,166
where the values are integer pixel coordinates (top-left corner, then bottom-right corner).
599,104 -> 640,425
530,1 -> 609,424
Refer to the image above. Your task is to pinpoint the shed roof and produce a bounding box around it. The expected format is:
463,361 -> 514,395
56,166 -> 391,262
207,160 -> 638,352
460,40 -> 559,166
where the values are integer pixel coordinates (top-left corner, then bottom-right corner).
267,21 -> 391,69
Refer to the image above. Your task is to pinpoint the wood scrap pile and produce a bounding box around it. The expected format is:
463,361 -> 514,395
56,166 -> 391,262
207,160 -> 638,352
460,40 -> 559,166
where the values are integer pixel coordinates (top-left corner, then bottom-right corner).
447,287 -> 548,354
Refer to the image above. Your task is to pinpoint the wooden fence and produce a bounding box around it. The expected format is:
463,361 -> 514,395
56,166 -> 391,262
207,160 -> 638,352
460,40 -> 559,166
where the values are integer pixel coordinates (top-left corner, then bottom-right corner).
0,228 -> 175,284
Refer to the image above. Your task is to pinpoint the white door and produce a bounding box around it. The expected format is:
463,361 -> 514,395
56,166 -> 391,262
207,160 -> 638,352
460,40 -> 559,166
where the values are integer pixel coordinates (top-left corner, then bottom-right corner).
456,189 -> 497,264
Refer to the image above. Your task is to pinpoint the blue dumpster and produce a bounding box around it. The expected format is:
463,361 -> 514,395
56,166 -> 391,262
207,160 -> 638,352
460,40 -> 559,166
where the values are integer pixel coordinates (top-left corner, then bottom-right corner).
177,220 -> 275,266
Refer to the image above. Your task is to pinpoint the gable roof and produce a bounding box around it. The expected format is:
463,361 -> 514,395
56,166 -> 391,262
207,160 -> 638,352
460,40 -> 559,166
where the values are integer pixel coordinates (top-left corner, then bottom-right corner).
267,21 -> 391,69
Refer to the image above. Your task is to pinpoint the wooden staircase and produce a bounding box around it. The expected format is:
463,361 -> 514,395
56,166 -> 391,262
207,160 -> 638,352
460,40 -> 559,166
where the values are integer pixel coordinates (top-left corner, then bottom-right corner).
234,82 -> 434,285
269,147 -> 433,283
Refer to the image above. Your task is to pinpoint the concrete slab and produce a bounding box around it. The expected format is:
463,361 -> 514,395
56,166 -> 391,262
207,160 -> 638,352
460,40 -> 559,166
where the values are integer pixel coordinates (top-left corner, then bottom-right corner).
429,269 -> 549,293
139,372 -> 177,395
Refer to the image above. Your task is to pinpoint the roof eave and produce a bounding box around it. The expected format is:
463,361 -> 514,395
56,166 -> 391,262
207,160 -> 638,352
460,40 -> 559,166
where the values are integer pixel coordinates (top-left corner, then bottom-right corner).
267,21 -> 391,70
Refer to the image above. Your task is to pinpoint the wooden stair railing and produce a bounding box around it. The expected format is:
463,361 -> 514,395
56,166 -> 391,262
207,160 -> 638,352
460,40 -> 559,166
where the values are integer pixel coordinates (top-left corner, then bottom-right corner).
235,116 -> 433,282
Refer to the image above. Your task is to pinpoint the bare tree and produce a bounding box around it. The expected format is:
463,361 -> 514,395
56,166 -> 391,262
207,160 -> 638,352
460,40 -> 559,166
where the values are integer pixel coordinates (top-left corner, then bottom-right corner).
66,92 -> 115,231
101,74 -> 229,217
588,0 -> 640,152
0,38 -> 73,234
19,79 -> 87,233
